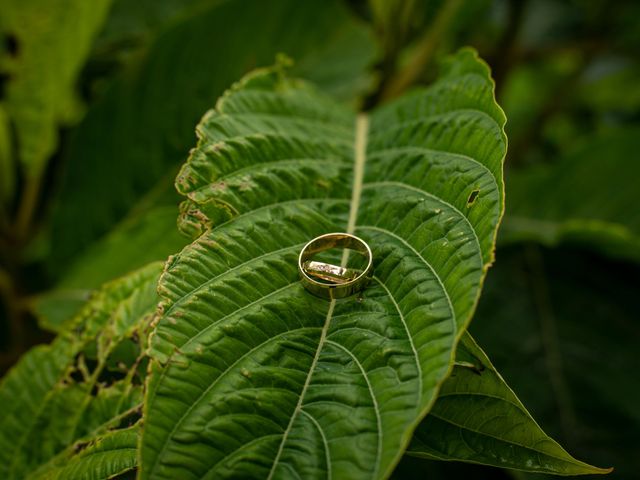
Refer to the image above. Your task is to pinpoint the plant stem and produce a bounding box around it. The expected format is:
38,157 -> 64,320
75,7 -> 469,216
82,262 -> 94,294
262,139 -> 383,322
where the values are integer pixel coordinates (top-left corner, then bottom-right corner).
524,245 -> 578,442
15,172 -> 43,241
0,266 -> 12,303
489,0 -> 527,97
380,0 -> 463,101
0,265 -> 24,364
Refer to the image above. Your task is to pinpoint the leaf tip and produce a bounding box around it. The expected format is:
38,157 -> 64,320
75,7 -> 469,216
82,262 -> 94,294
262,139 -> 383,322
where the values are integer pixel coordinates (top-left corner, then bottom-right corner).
585,465 -> 614,476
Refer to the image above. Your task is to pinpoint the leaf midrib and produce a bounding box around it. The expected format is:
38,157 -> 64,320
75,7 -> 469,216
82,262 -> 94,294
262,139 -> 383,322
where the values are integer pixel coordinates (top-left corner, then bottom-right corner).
267,114 -> 372,479
423,411 -> 587,469
146,324 -> 322,478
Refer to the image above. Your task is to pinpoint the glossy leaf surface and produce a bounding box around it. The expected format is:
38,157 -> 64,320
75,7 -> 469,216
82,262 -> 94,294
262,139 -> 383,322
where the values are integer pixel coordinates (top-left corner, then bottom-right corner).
140,48 -> 506,479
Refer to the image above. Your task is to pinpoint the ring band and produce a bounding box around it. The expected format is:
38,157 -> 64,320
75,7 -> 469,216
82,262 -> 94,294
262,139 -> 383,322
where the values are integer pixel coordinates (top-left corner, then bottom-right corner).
298,233 -> 373,299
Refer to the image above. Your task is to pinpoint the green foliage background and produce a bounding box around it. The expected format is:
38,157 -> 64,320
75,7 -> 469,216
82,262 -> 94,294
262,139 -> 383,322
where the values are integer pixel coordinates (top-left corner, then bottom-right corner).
0,0 -> 638,478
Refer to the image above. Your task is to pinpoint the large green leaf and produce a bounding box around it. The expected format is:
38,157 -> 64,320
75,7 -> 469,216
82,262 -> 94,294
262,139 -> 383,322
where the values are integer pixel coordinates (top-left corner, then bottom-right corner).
0,0 -> 112,176
501,127 -> 640,263
0,262 -> 161,479
407,333 -> 609,475
140,48 -> 506,479
471,245 -> 639,479
48,0 -> 375,274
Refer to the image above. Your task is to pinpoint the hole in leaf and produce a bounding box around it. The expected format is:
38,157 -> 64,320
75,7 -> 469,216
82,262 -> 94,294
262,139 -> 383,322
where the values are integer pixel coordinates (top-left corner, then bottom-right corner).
4,33 -> 19,58
467,189 -> 480,206
132,357 -> 149,385
114,468 -> 138,479
0,72 -> 10,100
96,364 -> 129,388
73,440 -> 92,454
68,367 -> 85,384
117,407 -> 142,429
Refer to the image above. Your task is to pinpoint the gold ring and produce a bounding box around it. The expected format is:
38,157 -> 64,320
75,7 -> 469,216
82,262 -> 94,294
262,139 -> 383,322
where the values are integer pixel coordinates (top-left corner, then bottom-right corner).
298,233 -> 373,299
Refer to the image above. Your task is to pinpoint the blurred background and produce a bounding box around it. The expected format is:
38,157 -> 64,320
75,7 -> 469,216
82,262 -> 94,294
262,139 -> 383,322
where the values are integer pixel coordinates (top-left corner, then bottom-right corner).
1,0 -> 638,478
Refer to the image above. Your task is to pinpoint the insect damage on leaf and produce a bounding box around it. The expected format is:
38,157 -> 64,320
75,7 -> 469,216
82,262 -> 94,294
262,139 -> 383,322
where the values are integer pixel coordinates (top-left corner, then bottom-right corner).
0,263 -> 162,480
467,189 -> 480,206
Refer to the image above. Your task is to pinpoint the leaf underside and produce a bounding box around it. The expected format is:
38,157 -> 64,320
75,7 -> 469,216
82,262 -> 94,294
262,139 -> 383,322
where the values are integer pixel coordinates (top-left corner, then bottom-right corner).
140,48 -> 507,479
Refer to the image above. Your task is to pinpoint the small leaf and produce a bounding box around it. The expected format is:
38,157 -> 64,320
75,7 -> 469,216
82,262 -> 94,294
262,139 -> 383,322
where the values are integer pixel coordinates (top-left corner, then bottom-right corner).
140,48 -> 506,479
407,333 -> 611,476
472,246 -> 635,477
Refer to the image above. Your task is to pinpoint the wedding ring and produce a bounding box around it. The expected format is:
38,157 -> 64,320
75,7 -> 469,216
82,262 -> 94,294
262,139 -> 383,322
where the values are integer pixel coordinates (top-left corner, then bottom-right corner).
298,233 -> 373,299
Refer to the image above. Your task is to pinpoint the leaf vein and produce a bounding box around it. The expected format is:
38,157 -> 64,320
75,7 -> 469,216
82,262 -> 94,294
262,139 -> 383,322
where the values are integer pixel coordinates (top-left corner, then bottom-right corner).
300,409 -> 332,480
147,323 -> 319,478
364,181 -> 482,262
356,225 -> 456,332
